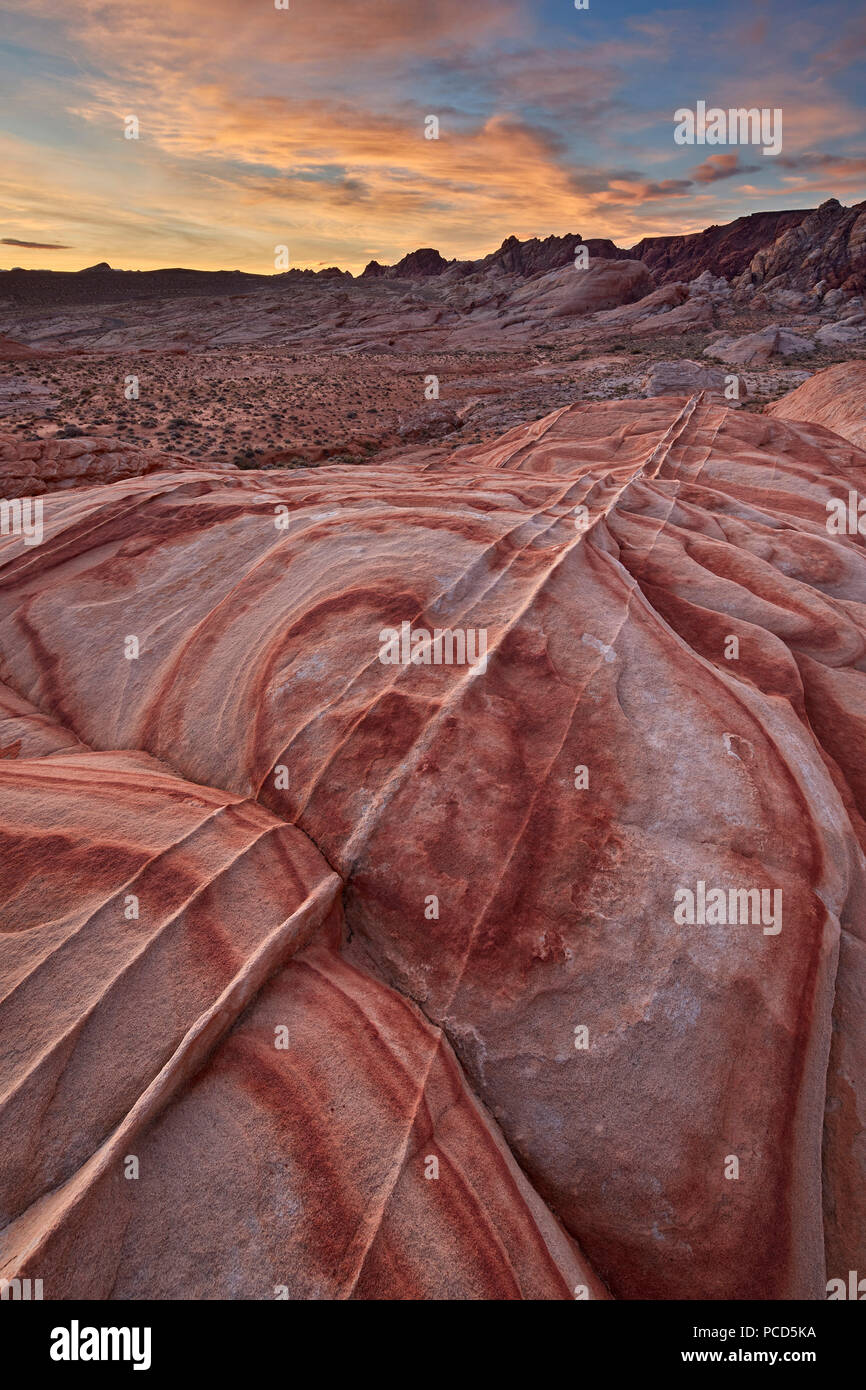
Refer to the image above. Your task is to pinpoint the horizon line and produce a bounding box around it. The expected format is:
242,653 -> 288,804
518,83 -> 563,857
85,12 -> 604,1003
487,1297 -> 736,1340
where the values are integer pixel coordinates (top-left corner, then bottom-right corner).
3,193 -> 855,280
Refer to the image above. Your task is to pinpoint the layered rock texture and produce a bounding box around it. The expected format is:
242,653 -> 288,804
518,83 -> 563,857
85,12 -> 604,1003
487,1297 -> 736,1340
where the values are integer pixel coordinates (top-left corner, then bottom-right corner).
0,682 -> 596,1300
1,391 -> 864,1299
734,199 -> 866,297
0,431 -> 226,497
631,208 -> 812,285
766,362 -> 866,450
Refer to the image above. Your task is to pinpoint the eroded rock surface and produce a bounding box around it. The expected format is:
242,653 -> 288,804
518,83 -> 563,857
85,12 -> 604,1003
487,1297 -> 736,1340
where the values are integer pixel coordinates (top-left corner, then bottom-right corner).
0,685 -> 595,1299
704,324 -> 815,367
0,431 -> 222,497
734,199 -> 866,297
0,395 -> 864,1299
766,362 -> 866,449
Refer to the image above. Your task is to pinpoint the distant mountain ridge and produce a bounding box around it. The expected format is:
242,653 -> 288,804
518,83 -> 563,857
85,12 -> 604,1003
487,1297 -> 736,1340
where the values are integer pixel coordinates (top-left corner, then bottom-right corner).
629,209 -> 810,284
2,197 -> 864,306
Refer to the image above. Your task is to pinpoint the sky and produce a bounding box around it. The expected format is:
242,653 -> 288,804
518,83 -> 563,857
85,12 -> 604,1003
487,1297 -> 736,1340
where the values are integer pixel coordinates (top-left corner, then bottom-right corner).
1,0 -> 865,274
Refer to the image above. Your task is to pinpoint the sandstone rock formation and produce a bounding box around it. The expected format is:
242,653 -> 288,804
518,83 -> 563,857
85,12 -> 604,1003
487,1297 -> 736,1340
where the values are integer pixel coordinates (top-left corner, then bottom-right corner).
594,282 -> 690,327
0,687 -> 597,1298
734,199 -> 866,297
352,197 -> 864,297
361,247 -> 452,279
0,431 -> 222,497
0,335 -> 49,361
504,258 -> 654,320
641,358 -> 739,399
704,324 -> 815,367
766,361 -> 866,449
0,684 -> 601,1300
630,209 -> 811,285
474,233 -> 629,279
814,320 -> 866,348
630,291 -> 715,336
688,270 -> 731,297
361,234 -> 630,283
4,199 -> 864,327
0,394 -> 864,1299
0,255 -> 655,358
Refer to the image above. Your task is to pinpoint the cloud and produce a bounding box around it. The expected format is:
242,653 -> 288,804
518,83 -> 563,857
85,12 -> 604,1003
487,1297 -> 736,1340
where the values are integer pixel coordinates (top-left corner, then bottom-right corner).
595,177 -> 695,206
8,0 -> 528,73
0,0 -> 863,271
777,151 -> 866,174
1,236 -> 72,248
767,151 -> 866,193
691,153 -> 759,184
812,13 -> 866,75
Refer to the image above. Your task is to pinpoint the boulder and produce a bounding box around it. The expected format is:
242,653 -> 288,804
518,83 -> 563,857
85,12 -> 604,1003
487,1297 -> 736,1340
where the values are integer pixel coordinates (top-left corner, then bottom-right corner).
705,324 -> 815,366
688,270 -> 730,297
641,358 -> 742,399
397,402 -> 462,441
815,321 -> 866,348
